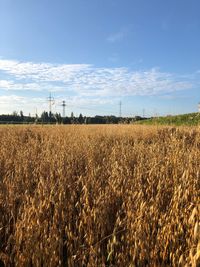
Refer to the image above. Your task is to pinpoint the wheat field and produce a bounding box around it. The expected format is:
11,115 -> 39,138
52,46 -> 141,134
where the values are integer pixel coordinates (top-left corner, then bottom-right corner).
0,125 -> 199,266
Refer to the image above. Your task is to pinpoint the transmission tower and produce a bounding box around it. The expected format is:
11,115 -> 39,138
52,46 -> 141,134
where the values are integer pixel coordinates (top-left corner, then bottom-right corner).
47,93 -> 55,121
61,100 -> 66,118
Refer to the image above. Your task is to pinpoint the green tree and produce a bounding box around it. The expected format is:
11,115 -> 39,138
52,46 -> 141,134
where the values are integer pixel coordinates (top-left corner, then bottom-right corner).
20,110 -> 24,121
78,113 -> 84,124
41,111 -> 49,123
54,113 -> 62,124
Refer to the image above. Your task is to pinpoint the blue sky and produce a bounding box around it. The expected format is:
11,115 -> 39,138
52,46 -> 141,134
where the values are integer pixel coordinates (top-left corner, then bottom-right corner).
0,0 -> 200,117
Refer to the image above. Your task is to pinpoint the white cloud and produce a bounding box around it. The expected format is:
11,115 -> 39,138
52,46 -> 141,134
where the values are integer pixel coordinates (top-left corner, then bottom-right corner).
0,95 -> 27,105
107,31 -> 125,43
0,80 -> 43,91
0,94 -> 116,116
0,79 -> 66,92
0,95 -> 47,115
0,59 -> 195,101
0,59 -> 89,82
107,28 -> 129,43
59,95 -> 115,107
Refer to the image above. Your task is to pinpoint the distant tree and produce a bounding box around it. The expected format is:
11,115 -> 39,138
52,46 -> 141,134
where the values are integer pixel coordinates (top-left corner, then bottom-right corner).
12,111 -> 18,117
78,113 -> 84,124
41,111 -> 49,123
20,110 -> 24,121
35,112 -> 39,123
63,116 -> 71,124
84,116 -> 87,124
70,112 -> 75,124
49,111 -> 53,123
54,113 -> 62,124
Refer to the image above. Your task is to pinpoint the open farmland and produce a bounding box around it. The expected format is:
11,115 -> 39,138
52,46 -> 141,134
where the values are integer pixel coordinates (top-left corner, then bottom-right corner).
0,125 -> 199,266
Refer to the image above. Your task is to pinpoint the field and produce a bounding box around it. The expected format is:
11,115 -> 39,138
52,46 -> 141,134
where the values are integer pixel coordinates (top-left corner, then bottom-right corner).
137,112 -> 200,126
0,125 -> 199,266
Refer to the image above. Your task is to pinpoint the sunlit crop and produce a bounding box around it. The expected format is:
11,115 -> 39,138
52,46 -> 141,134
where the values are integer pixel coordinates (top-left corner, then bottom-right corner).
0,125 -> 199,266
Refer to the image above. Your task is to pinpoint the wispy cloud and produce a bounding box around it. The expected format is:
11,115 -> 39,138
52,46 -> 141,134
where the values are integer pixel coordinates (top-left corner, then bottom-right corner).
0,59 -> 194,97
0,79 -> 65,92
0,95 -> 27,105
107,27 -> 129,43
0,94 -> 116,116
0,59 -> 89,82
0,80 -> 44,91
0,58 -> 197,114
0,95 -> 46,114
107,31 -> 125,43
0,60 -> 193,96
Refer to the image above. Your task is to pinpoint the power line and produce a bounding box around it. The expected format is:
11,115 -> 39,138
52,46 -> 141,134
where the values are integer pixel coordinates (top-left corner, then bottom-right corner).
47,92 -> 55,121
47,93 -> 54,113
47,95 -> 123,117
66,104 -> 117,114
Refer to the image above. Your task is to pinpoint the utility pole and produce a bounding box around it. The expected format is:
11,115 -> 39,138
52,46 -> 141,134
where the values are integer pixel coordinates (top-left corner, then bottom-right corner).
119,101 -> 122,117
61,100 -> 66,118
47,92 -> 55,122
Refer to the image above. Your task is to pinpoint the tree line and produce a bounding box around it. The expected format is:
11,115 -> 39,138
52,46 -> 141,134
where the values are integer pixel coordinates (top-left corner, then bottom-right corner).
0,111 -> 146,124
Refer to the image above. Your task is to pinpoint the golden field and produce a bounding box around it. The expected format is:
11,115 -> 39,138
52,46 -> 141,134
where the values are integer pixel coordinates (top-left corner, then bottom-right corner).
0,125 -> 199,267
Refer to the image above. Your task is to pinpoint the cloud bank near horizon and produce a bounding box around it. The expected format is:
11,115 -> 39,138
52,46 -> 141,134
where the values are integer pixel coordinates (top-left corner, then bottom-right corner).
0,59 -> 194,96
0,58 -> 197,115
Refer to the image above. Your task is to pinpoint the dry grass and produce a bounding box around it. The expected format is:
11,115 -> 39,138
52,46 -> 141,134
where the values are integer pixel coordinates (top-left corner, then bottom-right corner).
0,125 -> 199,267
